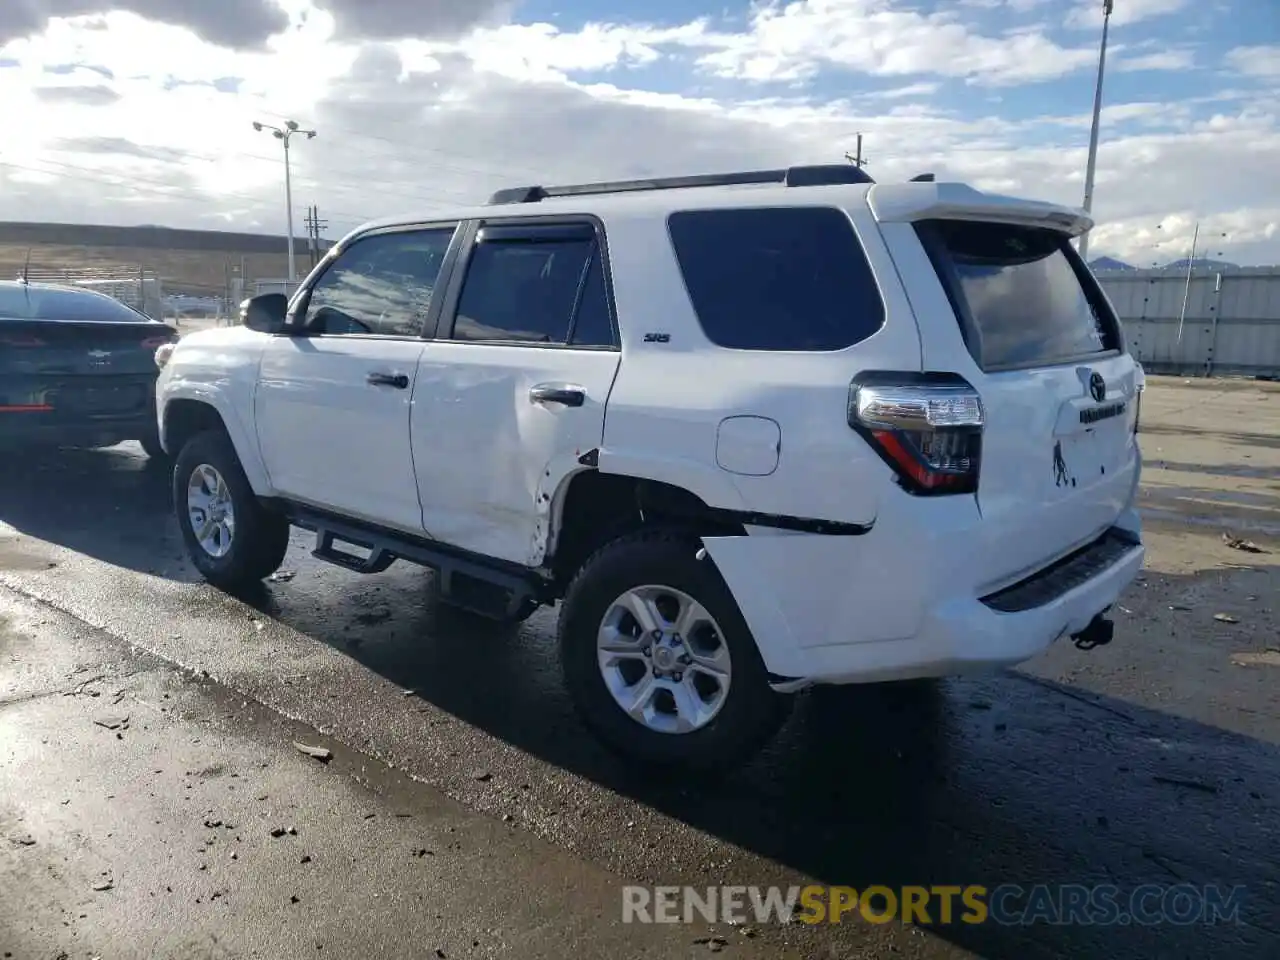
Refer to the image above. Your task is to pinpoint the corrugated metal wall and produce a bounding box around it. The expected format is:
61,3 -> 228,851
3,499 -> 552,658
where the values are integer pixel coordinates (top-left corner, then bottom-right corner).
1096,267 -> 1280,378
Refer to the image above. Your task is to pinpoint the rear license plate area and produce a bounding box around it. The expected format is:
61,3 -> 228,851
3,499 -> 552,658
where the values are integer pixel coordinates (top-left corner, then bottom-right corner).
53,384 -> 146,415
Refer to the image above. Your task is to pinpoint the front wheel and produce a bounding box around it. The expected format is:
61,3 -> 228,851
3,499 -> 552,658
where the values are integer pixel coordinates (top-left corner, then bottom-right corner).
173,430 -> 290,590
558,530 -> 792,774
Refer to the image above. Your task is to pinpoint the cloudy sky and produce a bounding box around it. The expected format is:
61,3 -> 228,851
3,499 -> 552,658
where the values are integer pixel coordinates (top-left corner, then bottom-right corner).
0,0 -> 1277,265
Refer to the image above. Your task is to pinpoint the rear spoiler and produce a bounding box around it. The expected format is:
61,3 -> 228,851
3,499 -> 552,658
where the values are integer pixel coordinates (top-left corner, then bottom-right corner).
866,182 -> 1092,237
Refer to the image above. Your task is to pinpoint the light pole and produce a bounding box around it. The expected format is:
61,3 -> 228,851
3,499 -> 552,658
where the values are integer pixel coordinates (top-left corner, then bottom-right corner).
253,119 -> 316,283
1156,222 -> 1228,342
1078,0 -> 1114,263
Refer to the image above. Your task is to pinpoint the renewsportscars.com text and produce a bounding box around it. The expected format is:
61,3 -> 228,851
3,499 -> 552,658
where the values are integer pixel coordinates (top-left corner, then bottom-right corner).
621,884 -> 1247,927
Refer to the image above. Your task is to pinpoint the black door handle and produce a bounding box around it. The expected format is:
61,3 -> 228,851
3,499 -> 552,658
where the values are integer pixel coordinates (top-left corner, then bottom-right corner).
367,372 -> 409,389
529,383 -> 585,407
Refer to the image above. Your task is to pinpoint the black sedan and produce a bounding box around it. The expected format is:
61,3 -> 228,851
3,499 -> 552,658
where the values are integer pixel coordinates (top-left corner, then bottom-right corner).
0,279 -> 177,457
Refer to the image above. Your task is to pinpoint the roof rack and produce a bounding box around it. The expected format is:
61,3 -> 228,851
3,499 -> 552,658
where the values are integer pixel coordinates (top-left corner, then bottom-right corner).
487,164 -> 875,205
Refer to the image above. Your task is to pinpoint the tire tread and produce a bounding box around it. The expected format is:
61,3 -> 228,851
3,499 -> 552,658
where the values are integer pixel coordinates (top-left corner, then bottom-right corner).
557,527 -> 791,774
174,429 -> 289,589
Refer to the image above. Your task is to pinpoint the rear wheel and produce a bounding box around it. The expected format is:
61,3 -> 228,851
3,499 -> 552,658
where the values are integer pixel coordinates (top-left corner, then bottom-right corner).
558,530 -> 791,773
173,430 -> 290,590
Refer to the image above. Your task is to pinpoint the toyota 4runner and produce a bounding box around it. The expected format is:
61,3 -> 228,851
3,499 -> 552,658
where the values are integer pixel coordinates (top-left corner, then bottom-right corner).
155,163 -> 1146,771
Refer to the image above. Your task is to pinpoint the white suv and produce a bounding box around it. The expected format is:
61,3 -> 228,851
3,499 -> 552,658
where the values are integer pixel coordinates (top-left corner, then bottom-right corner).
155,164 -> 1145,771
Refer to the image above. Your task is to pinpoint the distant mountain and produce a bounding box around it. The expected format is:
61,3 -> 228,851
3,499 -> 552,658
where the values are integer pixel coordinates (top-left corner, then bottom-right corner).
0,220 -> 327,254
1161,257 -> 1239,271
1090,256 -> 1134,271
1091,255 -> 1244,273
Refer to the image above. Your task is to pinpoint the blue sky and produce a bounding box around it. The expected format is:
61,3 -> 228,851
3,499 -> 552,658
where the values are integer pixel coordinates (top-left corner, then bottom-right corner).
508,0 -> 1275,141
0,0 -> 1277,263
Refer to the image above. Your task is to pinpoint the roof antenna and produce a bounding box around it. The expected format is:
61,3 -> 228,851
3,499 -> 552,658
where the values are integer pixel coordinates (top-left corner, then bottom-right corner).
20,247 -> 31,284
910,172 -> 936,182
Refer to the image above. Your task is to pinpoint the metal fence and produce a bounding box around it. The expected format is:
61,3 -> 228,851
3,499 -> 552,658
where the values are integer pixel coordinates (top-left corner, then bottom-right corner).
1096,266 -> 1280,378
18,264 -> 166,319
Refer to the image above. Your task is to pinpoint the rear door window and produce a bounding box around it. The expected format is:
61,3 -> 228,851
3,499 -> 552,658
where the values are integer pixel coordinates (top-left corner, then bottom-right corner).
666,206 -> 885,351
447,222 -> 616,347
916,219 -> 1122,371
0,285 -> 150,323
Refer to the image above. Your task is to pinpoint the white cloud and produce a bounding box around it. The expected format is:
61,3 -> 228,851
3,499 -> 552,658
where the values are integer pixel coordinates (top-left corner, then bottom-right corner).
421,20 -> 713,84
0,1 -> 1277,268
1064,0 -> 1191,30
684,0 -> 1099,86
1226,45 -> 1280,79
1114,48 -> 1196,72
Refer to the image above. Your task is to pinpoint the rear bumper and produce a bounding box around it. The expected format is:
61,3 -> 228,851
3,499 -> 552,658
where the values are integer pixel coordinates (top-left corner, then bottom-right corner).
701,506 -> 1145,689
0,412 -> 154,449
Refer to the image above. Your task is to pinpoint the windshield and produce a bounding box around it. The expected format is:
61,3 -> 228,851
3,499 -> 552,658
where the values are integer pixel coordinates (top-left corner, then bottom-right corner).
917,220 -> 1121,370
0,284 -> 153,323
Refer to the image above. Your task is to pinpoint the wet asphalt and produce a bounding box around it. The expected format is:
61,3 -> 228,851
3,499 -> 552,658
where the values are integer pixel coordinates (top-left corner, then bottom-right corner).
1,377 -> 1279,959
1,592 -> 800,960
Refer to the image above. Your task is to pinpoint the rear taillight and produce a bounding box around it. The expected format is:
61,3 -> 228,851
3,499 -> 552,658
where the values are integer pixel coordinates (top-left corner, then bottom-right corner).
141,335 -> 176,349
0,335 -> 45,347
849,373 -> 984,495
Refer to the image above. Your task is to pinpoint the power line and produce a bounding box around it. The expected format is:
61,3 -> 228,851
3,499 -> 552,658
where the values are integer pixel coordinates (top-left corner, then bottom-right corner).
254,110 -> 551,182
46,141 -> 481,211
1,156 -> 375,224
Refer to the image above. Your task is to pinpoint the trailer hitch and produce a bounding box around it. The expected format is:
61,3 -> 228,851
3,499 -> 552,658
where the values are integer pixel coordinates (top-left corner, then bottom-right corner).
1072,613 -> 1114,651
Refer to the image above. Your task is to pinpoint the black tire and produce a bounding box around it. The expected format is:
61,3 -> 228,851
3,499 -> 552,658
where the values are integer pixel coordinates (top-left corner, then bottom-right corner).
173,429 -> 290,590
138,421 -> 167,460
558,529 -> 792,774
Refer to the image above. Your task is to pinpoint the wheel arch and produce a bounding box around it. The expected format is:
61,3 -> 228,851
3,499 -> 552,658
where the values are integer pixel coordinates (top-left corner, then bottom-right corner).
161,390 -> 272,495
543,466 -> 747,592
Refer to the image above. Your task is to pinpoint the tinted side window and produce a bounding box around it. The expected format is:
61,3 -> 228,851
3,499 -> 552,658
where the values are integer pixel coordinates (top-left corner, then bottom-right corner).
303,227 -> 455,337
453,236 -> 595,344
568,250 -> 614,347
667,207 -> 885,351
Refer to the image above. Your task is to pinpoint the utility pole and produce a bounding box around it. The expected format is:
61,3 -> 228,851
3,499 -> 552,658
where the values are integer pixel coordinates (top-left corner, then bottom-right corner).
252,119 -> 317,283
303,206 -> 314,268
302,207 -> 314,271
844,133 -> 867,169
304,205 -> 328,269
1078,0 -> 1114,263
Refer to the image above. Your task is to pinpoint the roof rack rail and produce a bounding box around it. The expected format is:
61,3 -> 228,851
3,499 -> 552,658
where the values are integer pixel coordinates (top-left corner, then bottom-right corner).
909,172 -> 936,182
487,163 -> 875,205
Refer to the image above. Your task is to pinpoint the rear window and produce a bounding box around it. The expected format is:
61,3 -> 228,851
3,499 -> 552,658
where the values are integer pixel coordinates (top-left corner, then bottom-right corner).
667,206 -> 885,351
0,284 -> 151,323
916,220 -> 1121,370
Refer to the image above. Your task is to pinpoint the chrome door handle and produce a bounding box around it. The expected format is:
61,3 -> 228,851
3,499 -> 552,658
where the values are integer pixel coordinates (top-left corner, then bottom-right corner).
529,383 -> 585,407
367,372 -> 409,389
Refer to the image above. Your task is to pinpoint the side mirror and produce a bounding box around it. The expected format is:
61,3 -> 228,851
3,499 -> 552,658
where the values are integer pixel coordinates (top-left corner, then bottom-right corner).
240,293 -> 289,333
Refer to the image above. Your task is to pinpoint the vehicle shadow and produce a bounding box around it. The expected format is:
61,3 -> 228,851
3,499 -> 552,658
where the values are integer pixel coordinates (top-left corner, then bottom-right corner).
0,444 -> 194,580
247,557 -> 1280,960
5,448 -> 1278,959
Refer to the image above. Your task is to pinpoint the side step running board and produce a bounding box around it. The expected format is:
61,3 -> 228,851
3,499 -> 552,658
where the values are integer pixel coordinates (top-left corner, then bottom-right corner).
313,530 -> 396,574
295,508 -> 543,622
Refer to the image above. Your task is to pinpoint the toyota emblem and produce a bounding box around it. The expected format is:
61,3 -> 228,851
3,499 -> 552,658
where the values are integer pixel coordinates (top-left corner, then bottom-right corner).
1089,372 -> 1106,403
